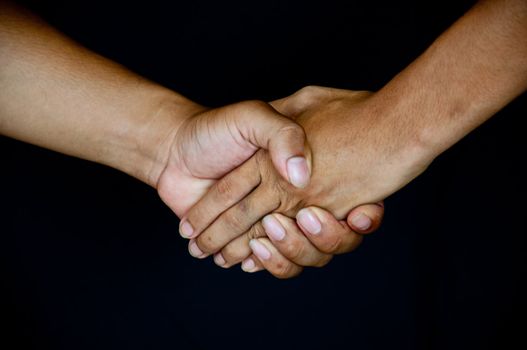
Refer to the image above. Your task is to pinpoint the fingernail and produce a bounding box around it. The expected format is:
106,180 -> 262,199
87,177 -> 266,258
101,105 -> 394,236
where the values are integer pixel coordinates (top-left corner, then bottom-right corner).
297,208 -> 321,235
214,252 -> 226,266
189,240 -> 204,258
180,220 -> 194,238
241,258 -> 256,272
286,156 -> 310,188
249,239 -> 271,261
351,212 -> 372,231
262,215 -> 286,241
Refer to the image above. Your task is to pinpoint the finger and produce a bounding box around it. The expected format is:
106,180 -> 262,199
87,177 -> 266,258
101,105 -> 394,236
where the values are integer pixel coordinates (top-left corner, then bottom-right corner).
241,254 -> 265,273
270,86 -> 326,117
262,214 -> 332,267
296,207 -> 364,255
188,239 -> 209,259
347,201 -> 385,234
234,101 -> 310,189
270,86 -> 371,117
269,96 -> 305,119
179,156 -> 260,239
248,238 -> 304,279
214,221 -> 267,268
195,185 -> 280,255
270,85 -> 349,118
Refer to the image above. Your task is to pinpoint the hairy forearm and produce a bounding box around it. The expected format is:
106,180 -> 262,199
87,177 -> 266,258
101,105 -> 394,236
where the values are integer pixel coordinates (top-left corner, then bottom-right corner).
373,0 -> 527,162
0,2 -> 200,186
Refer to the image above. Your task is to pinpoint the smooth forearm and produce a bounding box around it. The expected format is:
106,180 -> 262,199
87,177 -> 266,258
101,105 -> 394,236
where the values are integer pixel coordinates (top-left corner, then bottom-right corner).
372,0 -> 527,163
0,2 -> 201,186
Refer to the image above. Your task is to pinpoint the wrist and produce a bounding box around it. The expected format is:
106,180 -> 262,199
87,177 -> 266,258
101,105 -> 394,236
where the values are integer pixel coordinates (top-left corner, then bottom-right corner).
120,88 -> 204,187
365,89 -> 439,178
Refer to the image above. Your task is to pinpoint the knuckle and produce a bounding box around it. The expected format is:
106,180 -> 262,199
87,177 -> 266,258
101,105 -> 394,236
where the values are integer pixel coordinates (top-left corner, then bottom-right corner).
223,210 -> 247,232
196,233 -> 220,254
269,169 -> 293,195
294,85 -> 323,107
318,234 -> 344,254
297,85 -> 318,99
272,261 -> 297,279
237,198 -> 250,215
278,123 -> 304,138
282,241 -> 304,262
247,223 -> 266,240
274,189 -> 302,217
215,177 -> 234,201
313,254 -> 333,268
221,244 -> 248,264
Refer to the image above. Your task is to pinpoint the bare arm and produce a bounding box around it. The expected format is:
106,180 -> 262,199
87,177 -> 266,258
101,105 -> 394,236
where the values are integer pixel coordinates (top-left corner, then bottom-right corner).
2,2 -> 375,277
377,0 -> 527,160
0,2 -> 202,186
0,0 -> 323,230
182,0 -> 527,278
0,1 -> 313,201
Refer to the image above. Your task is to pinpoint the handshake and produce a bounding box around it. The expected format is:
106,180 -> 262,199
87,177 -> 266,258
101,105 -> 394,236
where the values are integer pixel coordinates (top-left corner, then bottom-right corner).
1,0 -> 524,279
155,86 -> 430,278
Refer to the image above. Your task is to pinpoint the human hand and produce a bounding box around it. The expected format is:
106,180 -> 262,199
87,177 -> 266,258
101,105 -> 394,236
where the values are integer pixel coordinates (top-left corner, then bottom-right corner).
153,100 -> 312,224
235,203 -> 385,277
182,86 -> 432,276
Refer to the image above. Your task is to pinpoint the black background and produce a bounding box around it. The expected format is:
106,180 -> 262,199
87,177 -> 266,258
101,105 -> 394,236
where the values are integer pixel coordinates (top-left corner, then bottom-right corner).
1,1 -> 526,349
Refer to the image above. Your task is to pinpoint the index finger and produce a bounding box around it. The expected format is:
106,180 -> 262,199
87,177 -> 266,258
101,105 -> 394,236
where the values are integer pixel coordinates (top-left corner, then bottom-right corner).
179,156 -> 260,239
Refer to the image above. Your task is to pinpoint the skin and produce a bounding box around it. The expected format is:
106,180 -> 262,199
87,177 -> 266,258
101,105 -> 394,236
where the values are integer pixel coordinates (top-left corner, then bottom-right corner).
0,1 -> 384,277
184,0 -> 527,278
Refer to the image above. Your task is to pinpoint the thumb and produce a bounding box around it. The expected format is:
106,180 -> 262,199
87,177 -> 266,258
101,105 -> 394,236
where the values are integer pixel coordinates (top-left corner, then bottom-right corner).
234,100 -> 311,189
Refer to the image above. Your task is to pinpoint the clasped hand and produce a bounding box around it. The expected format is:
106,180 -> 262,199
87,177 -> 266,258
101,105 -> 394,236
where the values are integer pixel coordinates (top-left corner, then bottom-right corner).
159,87 -> 420,278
